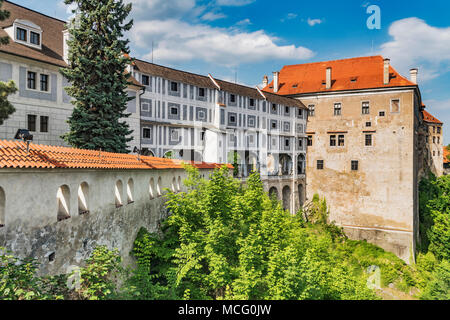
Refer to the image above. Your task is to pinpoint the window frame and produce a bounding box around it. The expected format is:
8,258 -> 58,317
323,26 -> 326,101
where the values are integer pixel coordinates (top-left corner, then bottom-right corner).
362,101 -> 370,115
308,104 -> 315,117
27,114 -> 37,132
351,160 -> 359,171
317,160 -> 324,170
141,75 -> 150,86
329,135 -> 336,147
142,127 -> 152,139
16,27 -> 27,41
365,134 -> 372,146
40,73 -> 49,92
390,99 -> 401,113
338,134 -> 345,147
30,31 -> 40,45
334,102 -> 342,116
170,81 -> 179,92
27,71 -> 37,90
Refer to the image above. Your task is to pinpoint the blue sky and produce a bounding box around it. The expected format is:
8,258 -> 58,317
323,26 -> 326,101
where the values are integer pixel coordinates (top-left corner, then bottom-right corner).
10,0 -> 450,144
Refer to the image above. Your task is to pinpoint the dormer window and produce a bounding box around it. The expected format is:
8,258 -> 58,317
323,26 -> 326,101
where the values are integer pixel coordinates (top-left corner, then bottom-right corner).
30,31 -> 40,45
6,19 -> 43,49
16,27 -> 27,41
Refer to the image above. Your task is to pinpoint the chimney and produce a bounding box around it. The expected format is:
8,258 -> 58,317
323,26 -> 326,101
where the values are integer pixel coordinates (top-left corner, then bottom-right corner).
410,68 -> 418,84
273,71 -> 279,93
326,67 -> 332,89
263,75 -> 268,88
383,58 -> 390,85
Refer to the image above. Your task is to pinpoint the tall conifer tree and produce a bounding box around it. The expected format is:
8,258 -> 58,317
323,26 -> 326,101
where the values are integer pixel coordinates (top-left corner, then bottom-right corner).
0,0 -> 17,126
61,0 -> 134,153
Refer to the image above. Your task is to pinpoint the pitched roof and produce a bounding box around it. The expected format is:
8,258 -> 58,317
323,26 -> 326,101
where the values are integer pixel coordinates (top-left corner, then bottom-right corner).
444,146 -> 450,164
0,1 -> 67,67
135,59 -> 306,108
422,110 -> 443,125
0,140 -> 232,170
262,56 -> 416,96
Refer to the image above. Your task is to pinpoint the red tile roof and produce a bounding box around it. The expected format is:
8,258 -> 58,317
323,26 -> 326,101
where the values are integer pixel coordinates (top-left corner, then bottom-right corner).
444,146 -> 450,164
0,140 -> 232,170
422,110 -> 443,124
262,56 -> 416,95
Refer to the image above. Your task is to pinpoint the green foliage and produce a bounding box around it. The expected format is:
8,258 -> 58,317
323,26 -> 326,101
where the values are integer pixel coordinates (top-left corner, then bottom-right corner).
122,166 -> 378,300
419,259 -> 450,300
0,0 -> 10,46
60,0 -> 134,153
418,174 -> 450,260
74,246 -> 121,300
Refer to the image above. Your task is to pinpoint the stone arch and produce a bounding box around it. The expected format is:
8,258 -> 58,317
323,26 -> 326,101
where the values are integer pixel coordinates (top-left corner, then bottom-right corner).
78,182 -> 89,215
115,180 -> 123,207
298,184 -> 304,208
282,185 -> 291,211
127,178 -> 134,203
57,185 -> 71,221
0,187 -> 5,227
268,186 -> 279,200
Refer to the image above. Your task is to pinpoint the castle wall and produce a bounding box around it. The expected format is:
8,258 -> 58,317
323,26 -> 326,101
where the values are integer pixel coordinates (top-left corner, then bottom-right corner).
0,167 -> 214,276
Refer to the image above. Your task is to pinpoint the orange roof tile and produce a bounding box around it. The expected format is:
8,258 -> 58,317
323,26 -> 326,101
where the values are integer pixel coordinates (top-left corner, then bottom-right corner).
422,110 -> 443,124
444,146 -> 450,164
263,56 -> 416,95
0,140 -> 232,170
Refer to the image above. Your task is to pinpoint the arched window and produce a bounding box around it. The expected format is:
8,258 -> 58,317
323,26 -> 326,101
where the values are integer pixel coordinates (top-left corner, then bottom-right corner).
171,177 -> 176,192
127,178 -> 134,204
78,182 -> 89,215
0,187 -> 5,227
149,178 -> 155,199
115,180 -> 123,208
157,177 -> 162,197
57,185 -> 71,221
268,187 -> 279,200
282,186 -> 291,212
177,176 -> 182,192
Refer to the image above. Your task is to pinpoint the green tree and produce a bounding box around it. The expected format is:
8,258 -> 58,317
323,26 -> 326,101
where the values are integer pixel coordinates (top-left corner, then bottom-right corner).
61,0 -> 134,153
0,1 -> 17,125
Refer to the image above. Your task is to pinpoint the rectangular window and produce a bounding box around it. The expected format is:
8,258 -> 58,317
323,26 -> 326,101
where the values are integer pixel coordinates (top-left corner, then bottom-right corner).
285,138 -> 290,147
334,103 -> 342,116
298,108 -> 303,118
142,128 -> 151,139
249,98 -> 255,107
298,138 -> 303,149
338,134 -> 345,146
142,75 -> 150,86
307,135 -> 312,146
170,107 -> 178,115
365,134 -> 372,146
391,99 -> 400,113
27,114 -> 36,132
141,102 -> 150,112
285,106 -> 290,115
198,88 -> 205,97
230,94 -> 236,103
170,81 -> 178,92
379,111 -> 385,117
271,121 -> 277,129
27,71 -> 36,90
433,126 -> 436,133
433,136 -> 436,143
437,127 -> 441,134
40,116 -> 48,133
362,101 -> 370,114
330,135 -> 336,147
366,122 -> 372,127
317,160 -> 324,170
16,27 -> 27,41
308,105 -> 315,117
272,104 -> 277,113
170,129 -> 179,141
40,74 -> 49,92
351,160 -> 359,171
200,131 -> 205,141
30,31 -> 40,45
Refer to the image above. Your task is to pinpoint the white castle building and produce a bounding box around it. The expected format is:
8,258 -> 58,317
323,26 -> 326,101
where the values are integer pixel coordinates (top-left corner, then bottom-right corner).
0,1 -> 307,213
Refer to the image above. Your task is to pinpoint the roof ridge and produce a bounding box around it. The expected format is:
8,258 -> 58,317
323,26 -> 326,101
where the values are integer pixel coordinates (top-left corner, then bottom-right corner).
282,55 -> 384,69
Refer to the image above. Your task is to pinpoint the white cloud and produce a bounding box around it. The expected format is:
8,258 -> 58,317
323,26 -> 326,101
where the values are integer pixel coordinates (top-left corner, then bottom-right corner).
281,13 -> 298,22
215,0 -> 256,6
131,19 -> 314,67
381,18 -> 450,81
125,0 -> 198,20
307,18 -> 322,26
201,11 -> 227,21
236,18 -> 252,26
